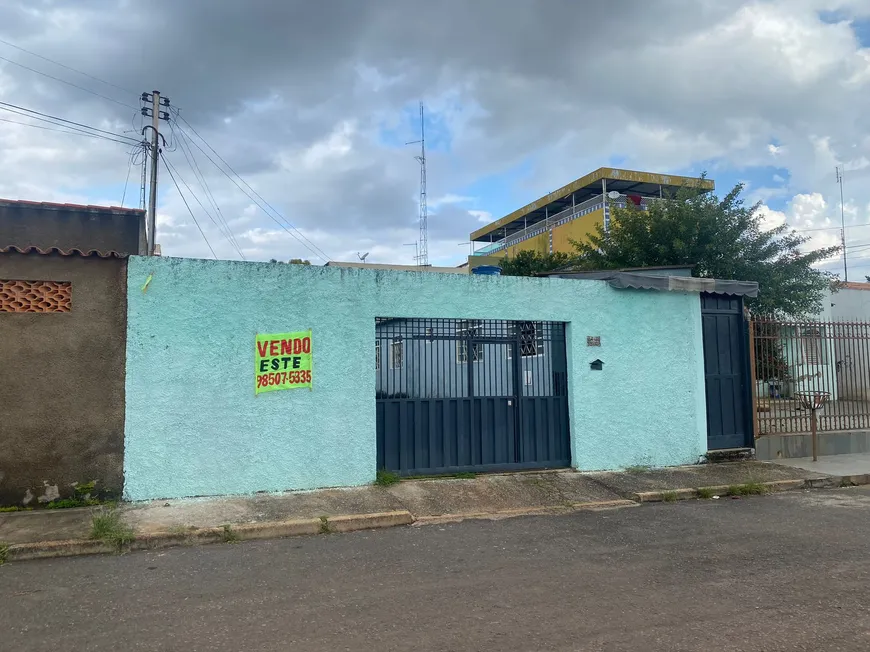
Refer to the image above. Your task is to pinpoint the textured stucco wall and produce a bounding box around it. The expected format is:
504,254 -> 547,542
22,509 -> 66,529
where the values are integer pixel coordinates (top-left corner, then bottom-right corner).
0,254 -> 127,505
124,256 -> 707,500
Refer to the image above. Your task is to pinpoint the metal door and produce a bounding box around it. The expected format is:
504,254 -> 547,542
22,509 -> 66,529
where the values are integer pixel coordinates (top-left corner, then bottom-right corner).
701,293 -> 752,450
376,319 -> 570,476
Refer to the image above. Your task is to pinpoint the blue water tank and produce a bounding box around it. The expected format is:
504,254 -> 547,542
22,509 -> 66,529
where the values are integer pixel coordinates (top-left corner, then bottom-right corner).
472,265 -> 502,276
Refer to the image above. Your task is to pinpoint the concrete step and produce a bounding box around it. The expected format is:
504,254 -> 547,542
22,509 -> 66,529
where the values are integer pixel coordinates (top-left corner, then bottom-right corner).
705,448 -> 755,463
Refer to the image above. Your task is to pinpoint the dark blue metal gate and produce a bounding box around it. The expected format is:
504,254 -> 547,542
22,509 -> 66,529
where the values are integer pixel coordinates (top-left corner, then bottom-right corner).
376,318 -> 570,476
702,293 -> 753,450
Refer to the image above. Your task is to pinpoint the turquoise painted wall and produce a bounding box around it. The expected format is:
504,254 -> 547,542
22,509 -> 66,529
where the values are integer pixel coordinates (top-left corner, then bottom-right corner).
124,256 -> 707,500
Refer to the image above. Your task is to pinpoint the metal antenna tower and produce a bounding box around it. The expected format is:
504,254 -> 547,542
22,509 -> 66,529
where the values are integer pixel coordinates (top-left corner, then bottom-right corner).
837,166 -> 848,281
407,102 -> 428,267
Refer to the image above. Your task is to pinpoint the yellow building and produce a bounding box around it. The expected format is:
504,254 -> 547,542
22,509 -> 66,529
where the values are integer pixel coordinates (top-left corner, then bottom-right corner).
469,167 -> 713,267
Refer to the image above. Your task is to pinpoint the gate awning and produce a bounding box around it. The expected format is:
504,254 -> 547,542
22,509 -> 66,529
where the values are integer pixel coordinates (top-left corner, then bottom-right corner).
544,271 -> 759,297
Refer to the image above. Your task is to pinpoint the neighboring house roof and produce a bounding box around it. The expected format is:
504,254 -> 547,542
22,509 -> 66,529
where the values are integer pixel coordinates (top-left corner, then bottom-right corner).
0,245 -> 127,259
0,198 -> 146,256
544,269 -> 759,297
325,261 -> 468,274
840,282 -> 870,291
0,199 -> 144,215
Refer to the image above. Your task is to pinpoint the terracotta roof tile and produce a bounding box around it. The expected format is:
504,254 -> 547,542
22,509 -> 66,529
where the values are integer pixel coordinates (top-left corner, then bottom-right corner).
0,245 -> 127,259
0,198 -> 145,215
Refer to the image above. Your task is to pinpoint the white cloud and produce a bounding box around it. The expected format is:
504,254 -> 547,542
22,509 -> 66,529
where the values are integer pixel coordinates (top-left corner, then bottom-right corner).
1,0 -> 870,270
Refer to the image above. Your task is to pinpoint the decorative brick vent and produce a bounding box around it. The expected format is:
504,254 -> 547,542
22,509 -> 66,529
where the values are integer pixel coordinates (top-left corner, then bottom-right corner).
0,280 -> 71,313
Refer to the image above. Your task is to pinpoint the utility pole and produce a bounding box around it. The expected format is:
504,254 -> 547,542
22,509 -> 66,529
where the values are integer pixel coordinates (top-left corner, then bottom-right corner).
141,90 -> 171,255
837,166 -> 848,281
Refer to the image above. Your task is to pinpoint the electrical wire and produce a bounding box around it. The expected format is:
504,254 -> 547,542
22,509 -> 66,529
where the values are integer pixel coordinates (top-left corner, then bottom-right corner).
171,110 -> 333,262
0,53 -> 138,110
0,115 -> 134,146
121,144 -> 145,207
164,157 -> 246,260
162,158 -> 218,259
793,222 -> 870,233
0,36 -> 138,95
171,121 -> 245,256
0,101 -> 140,144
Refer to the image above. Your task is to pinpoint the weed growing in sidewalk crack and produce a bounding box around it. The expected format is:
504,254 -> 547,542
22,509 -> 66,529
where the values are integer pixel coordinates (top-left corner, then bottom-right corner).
0,506 -> 33,513
0,542 -> 8,565
697,487 -> 716,500
375,469 -> 401,486
319,516 -> 330,534
90,508 -> 136,551
661,491 -> 678,503
220,525 -> 239,543
729,483 -> 767,497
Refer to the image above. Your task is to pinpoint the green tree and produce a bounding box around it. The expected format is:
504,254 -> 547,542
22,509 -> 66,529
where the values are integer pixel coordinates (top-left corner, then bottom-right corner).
571,182 -> 839,317
498,250 -> 574,277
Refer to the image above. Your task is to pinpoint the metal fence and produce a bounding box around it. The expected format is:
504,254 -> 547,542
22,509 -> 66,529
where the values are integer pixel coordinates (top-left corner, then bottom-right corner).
751,318 -> 870,435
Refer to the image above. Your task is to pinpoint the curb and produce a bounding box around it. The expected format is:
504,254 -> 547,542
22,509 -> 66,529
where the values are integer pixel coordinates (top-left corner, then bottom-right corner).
6,511 -> 414,563
634,478 -> 816,503
413,499 -> 639,526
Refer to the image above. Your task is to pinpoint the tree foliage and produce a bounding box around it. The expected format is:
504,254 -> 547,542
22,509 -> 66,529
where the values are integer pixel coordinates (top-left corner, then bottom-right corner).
571,182 -> 839,317
497,250 -> 573,277
269,258 -> 312,265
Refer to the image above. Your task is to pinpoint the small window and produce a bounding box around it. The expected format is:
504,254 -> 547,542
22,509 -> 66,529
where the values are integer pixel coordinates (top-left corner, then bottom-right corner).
457,320 -> 483,363
390,338 -> 404,369
0,280 -> 71,313
375,340 -> 381,371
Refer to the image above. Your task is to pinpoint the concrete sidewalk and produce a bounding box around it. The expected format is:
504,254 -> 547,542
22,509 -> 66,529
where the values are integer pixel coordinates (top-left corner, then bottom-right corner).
0,461 -> 839,560
771,452 -> 870,480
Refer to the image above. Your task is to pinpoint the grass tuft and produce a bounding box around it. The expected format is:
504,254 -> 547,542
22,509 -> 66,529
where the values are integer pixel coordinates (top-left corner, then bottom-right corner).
696,487 -> 716,500
0,542 -> 8,565
375,469 -> 401,487
220,524 -> 239,543
0,506 -> 33,513
90,508 -> 136,551
319,516 -> 331,534
661,491 -> 678,503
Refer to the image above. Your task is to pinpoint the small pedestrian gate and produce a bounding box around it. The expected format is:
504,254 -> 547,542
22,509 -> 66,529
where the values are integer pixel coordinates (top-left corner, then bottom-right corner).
376,318 -> 570,476
701,293 -> 753,450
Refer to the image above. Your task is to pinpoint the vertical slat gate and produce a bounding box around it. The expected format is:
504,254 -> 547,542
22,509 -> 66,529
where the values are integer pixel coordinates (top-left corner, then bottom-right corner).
376,318 -> 570,475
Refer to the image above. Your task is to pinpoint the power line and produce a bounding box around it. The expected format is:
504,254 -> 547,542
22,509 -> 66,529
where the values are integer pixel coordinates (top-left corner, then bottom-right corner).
164,156 -> 245,260
171,110 -> 333,263
121,145 -> 145,207
793,222 -> 870,233
170,121 -> 245,256
162,158 -> 217,259
0,36 -> 138,95
0,114 -> 134,146
0,101 -> 139,144
0,53 -> 138,110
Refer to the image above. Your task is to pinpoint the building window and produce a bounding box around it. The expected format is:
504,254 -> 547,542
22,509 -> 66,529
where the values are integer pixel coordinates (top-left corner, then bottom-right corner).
517,321 -> 543,357
375,340 -> 381,371
457,320 -> 483,363
801,326 -> 823,366
390,338 -> 404,369
0,280 -> 71,313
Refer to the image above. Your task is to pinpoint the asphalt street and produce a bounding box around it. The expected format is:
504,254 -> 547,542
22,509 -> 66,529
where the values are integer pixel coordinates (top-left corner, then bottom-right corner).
4,487 -> 870,651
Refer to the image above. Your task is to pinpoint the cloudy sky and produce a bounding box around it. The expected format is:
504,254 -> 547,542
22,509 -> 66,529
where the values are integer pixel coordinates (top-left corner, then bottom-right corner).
1,1 -> 870,273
